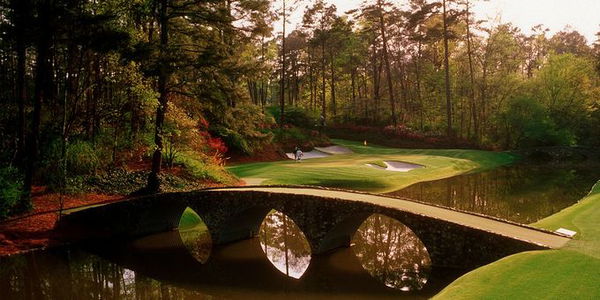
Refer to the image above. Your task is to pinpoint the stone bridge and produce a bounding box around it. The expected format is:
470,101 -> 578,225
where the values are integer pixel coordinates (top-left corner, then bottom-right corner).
57,186 -> 570,269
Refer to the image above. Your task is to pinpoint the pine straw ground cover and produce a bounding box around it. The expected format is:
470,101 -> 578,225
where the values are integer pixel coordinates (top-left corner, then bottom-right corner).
0,187 -> 125,256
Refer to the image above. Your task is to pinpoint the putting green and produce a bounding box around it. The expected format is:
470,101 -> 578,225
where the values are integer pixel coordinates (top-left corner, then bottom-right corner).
228,139 -> 517,193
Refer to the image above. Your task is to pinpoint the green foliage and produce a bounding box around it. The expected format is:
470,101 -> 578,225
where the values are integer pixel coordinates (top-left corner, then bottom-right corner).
179,207 -> 203,230
272,127 -> 309,143
66,141 -> 103,175
271,126 -> 329,151
498,97 -> 574,148
82,168 -> 204,195
0,167 -> 23,220
174,152 -> 236,184
215,104 -> 274,154
41,139 -> 101,193
267,106 -> 319,129
533,54 -> 596,140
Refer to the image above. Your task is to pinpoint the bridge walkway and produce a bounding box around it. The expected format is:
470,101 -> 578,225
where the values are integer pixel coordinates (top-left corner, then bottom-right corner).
209,187 -> 570,249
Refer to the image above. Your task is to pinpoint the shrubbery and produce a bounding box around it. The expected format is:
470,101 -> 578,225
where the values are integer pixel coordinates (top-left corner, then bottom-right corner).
272,126 -> 329,152
214,104 -> 274,154
267,106 -> 319,129
0,167 -> 23,219
174,152 -> 236,184
328,124 -> 478,149
497,97 -> 575,148
66,141 -> 103,175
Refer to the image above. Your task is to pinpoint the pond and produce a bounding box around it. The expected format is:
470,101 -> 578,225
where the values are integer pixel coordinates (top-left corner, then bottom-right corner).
387,163 -> 598,223
0,212 -> 464,299
0,163 -> 596,299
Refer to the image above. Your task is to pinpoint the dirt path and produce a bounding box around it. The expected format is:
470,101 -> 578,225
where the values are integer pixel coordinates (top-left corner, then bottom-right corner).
210,187 -> 571,249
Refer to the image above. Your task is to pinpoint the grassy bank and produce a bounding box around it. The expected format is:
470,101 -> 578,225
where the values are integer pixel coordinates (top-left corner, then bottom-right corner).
434,180 -> 600,299
228,139 -> 517,193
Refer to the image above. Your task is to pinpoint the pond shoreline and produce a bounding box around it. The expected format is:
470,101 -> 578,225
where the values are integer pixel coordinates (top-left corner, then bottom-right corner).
0,190 -> 127,257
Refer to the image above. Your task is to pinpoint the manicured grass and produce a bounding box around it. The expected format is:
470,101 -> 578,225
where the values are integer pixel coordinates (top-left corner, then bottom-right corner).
226,139 -> 600,298
179,207 -> 204,230
534,182 -> 600,256
228,139 -> 517,193
434,180 -> 600,299
434,250 -> 600,299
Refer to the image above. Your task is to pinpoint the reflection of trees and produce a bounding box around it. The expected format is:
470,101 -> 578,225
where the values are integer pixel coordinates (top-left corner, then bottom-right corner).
0,250 -> 212,299
259,210 -> 311,279
389,165 -> 596,223
179,225 -> 212,264
352,214 -> 431,291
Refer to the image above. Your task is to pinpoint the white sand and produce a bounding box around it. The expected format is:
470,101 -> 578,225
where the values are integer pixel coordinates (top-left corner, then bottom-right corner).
286,149 -> 331,160
365,163 -> 386,170
314,145 -> 353,155
366,161 -> 424,172
286,145 -> 352,160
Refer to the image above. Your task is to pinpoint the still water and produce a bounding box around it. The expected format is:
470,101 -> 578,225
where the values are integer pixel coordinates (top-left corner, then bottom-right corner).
0,213 -> 460,299
388,164 -> 598,223
1,163 -> 595,299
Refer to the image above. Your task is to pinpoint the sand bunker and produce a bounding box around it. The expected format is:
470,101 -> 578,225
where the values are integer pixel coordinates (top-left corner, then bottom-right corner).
286,145 -> 352,160
314,145 -> 353,155
286,149 -> 331,160
366,161 -> 424,172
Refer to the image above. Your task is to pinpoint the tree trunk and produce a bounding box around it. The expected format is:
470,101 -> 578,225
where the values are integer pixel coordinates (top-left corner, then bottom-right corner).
372,46 -> 381,123
415,42 -> 424,131
279,0 -> 286,125
22,0 -> 52,208
351,68 -> 357,116
443,0 -> 453,137
309,50 -> 315,112
14,1 -> 27,165
147,0 -> 170,193
330,50 -> 336,118
378,0 -> 397,126
465,0 -> 478,142
321,35 -> 327,122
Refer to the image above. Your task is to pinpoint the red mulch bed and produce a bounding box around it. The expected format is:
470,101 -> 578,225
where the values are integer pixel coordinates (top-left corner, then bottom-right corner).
0,187 -> 126,257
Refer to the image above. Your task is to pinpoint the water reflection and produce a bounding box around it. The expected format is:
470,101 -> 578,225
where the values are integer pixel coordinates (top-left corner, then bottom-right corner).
179,225 -> 212,264
0,248 -> 214,299
259,210 -> 312,279
178,208 -> 212,264
388,164 -> 598,223
352,214 -> 431,291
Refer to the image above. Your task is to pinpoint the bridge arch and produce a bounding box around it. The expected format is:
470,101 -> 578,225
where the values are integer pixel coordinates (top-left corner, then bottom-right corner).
57,187 -> 567,269
351,213 -> 432,291
316,212 -> 372,253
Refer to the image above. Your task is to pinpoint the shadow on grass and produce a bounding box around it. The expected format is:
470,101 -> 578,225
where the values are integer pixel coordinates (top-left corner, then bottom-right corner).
312,178 -> 388,191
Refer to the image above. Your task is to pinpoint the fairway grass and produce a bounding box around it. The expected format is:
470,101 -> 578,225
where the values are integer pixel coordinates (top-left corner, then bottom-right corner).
434,181 -> 600,299
218,140 -> 599,298
228,139 -> 517,193
434,250 -> 600,299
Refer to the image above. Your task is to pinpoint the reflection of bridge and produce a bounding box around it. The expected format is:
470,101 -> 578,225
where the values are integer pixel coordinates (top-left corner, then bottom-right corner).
87,231 -> 456,298
58,186 -> 570,269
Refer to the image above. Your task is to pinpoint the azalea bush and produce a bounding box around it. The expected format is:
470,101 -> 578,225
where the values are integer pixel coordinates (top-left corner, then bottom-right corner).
163,102 -> 230,166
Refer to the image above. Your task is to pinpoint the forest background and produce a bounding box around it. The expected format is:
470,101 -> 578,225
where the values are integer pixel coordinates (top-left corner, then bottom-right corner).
0,0 -> 599,219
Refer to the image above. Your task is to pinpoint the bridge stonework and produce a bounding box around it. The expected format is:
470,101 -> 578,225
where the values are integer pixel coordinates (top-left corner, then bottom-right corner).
58,188 -> 552,269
